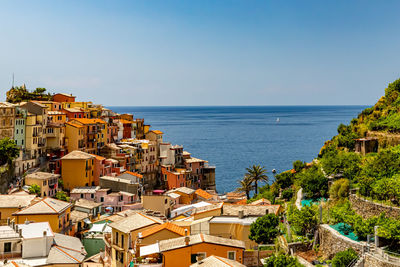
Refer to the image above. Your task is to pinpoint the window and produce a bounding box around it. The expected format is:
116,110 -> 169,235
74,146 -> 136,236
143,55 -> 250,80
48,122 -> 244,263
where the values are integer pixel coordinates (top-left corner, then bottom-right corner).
227,251 -> 236,260
81,194 -> 84,198
4,242 -> 11,253
100,197 -> 104,202
121,235 -> 124,248
91,193 -> 94,199
115,232 -> 119,244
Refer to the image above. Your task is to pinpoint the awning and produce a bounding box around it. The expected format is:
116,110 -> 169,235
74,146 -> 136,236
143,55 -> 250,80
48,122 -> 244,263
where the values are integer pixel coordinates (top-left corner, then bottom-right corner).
140,243 -> 160,257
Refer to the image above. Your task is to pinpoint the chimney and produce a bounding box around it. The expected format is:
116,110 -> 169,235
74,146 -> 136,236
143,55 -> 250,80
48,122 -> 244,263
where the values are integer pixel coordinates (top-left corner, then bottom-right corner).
11,221 -> 15,230
184,229 -> 188,236
19,229 -> 22,238
7,218 -> 10,226
238,210 -> 244,219
43,231 -> 47,236
184,235 -> 190,246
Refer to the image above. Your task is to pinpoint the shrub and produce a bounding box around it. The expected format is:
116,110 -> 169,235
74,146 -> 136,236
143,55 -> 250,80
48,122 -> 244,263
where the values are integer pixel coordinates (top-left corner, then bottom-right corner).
249,213 -> 279,244
331,248 -> 358,267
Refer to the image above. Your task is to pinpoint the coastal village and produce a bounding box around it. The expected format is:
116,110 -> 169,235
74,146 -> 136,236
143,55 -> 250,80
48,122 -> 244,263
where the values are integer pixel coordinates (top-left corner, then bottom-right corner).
2,82 -> 400,267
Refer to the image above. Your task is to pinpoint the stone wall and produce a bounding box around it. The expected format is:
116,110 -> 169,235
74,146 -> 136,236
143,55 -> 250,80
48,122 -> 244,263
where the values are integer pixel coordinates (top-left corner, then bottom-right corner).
364,253 -> 400,267
243,250 -> 273,267
350,194 -> 400,219
318,224 -> 365,259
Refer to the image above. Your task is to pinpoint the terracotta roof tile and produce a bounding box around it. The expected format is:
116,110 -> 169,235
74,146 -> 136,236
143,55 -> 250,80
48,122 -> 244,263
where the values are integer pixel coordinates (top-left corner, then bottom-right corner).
195,189 -> 213,200
140,222 -> 186,238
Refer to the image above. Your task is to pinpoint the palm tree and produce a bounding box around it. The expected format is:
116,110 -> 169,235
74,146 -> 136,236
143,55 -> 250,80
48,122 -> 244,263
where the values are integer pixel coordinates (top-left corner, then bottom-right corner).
236,175 -> 254,200
246,165 -> 269,195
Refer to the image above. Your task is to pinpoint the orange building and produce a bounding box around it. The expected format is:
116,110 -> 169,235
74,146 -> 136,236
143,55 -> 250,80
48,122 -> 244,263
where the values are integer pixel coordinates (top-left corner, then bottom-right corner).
142,234 -> 245,267
53,93 -> 76,103
138,222 -> 186,246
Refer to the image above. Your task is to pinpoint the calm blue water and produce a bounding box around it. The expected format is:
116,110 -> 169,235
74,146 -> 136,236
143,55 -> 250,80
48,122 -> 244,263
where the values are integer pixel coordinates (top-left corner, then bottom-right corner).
109,106 -> 368,193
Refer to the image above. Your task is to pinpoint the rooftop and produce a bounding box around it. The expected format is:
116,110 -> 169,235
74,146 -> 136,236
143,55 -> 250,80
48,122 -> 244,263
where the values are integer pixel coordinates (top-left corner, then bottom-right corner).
209,216 -> 258,226
185,157 -> 207,164
47,233 -> 86,264
17,222 -> 54,238
13,197 -> 72,215
62,150 -> 95,160
159,234 -> 245,252
25,171 -> 60,180
75,199 -> 102,209
190,255 -> 246,267
70,210 -> 90,223
139,222 -> 186,238
0,195 -> 36,208
222,204 -> 281,216
150,130 -> 163,135
71,186 -> 100,194
195,189 -> 213,200
171,187 -> 195,195
0,226 -> 20,239
72,118 -> 106,125
109,213 -> 162,233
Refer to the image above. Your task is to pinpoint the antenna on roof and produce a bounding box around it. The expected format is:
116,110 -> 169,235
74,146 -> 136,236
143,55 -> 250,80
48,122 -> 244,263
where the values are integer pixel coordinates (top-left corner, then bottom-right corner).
12,73 -> 14,89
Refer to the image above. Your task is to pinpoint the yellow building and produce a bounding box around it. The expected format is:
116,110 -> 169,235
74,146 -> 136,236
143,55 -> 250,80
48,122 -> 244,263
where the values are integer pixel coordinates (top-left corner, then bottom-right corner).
69,118 -> 107,154
24,171 -> 60,198
46,123 -> 66,151
65,122 -> 85,152
0,194 -> 36,222
109,213 -> 162,267
47,111 -> 67,124
170,187 -> 196,204
138,222 -> 186,246
61,150 -> 96,190
61,101 -> 91,110
209,216 -> 259,249
13,197 -> 73,234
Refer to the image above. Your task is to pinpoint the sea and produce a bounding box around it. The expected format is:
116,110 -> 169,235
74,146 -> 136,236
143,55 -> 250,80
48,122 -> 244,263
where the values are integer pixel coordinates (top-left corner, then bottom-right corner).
109,106 -> 368,193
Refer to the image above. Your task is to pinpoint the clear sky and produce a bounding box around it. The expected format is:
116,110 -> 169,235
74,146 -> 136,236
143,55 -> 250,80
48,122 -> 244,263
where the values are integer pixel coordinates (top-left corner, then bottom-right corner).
1,0 -> 400,106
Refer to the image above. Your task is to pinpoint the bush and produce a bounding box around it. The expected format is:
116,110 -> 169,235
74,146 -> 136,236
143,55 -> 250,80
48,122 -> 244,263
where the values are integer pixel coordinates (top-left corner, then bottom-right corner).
249,213 -> 279,244
264,253 -> 302,267
282,188 -> 294,200
329,179 -> 349,201
298,166 -> 328,200
288,205 -> 318,236
331,248 -> 358,267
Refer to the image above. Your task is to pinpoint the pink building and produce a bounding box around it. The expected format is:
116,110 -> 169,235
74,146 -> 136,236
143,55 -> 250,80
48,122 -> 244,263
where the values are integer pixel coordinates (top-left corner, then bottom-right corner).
70,186 -> 138,213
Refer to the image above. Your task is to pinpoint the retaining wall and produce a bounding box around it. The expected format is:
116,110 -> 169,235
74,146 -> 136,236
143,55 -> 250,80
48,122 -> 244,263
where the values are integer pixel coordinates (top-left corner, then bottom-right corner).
349,194 -> 400,219
318,224 -> 365,259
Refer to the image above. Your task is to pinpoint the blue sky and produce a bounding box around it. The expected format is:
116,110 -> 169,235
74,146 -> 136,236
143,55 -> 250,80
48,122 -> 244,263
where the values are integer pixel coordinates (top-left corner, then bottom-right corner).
1,0 -> 400,106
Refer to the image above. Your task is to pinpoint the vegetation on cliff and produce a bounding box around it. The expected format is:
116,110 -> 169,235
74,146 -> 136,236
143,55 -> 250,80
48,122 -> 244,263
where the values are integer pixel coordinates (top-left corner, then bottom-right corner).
6,85 -> 52,103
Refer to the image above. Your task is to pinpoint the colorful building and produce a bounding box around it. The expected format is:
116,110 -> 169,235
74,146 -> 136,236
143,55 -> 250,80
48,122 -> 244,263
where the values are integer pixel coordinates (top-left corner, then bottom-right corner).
12,197 -> 73,234
0,102 -> 15,140
53,93 -> 76,103
61,150 -> 96,190
65,122 -> 85,152
24,171 -> 60,197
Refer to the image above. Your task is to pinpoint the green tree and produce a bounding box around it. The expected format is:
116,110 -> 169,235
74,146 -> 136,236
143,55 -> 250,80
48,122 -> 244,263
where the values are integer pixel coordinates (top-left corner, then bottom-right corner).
288,205 -> 318,236
329,179 -> 350,201
282,188 -> 294,200
28,184 -> 41,196
55,191 -> 70,202
331,248 -> 358,267
275,171 -> 294,189
33,88 -> 46,94
249,213 -> 279,244
292,160 -> 306,173
264,253 -> 302,267
236,176 -> 254,199
357,176 -> 375,197
361,147 -> 400,179
320,151 -> 361,180
298,166 -> 328,200
245,165 -> 269,195
0,138 -> 19,165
